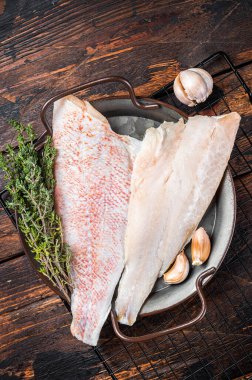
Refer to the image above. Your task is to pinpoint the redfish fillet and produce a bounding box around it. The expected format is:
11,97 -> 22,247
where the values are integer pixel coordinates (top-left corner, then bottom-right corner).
53,95 -> 139,345
115,113 -> 240,326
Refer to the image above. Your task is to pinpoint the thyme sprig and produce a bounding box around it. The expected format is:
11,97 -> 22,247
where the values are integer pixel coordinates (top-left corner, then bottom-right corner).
0,121 -> 72,302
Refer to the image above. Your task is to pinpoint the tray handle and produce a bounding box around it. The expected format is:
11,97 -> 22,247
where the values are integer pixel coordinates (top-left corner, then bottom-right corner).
40,76 -> 159,135
111,267 -> 216,343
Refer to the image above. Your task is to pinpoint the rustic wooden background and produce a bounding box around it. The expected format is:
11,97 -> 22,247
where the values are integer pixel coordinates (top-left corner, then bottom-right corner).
0,1 -> 251,379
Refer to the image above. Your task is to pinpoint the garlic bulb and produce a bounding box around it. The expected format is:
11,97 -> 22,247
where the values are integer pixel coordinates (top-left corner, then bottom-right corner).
191,227 -> 211,266
173,68 -> 213,107
163,251 -> 189,284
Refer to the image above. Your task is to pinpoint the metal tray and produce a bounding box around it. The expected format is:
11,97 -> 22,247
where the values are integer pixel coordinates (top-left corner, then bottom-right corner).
16,76 -> 236,343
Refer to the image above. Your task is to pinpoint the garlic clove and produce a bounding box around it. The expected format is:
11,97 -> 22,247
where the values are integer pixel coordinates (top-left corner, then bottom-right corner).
163,251 -> 189,284
189,68 -> 213,96
174,75 -> 195,107
180,69 -> 208,104
191,227 -> 211,266
173,68 -> 213,107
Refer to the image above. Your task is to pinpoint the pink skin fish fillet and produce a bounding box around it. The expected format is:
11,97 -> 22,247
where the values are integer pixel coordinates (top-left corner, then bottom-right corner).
53,95 -> 140,345
115,112 -> 241,326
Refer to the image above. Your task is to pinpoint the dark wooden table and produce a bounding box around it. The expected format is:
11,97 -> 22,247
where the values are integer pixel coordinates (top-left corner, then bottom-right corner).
0,1 -> 251,379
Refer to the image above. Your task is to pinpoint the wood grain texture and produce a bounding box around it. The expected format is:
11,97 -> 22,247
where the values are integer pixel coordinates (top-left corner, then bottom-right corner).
0,0 -> 251,149
0,164 -> 251,380
0,207 -> 22,262
0,0 -> 252,379
0,255 -> 104,380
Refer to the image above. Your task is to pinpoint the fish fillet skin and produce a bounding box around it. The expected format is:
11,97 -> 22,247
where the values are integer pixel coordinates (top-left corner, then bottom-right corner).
53,95 -> 139,346
115,112 -> 240,326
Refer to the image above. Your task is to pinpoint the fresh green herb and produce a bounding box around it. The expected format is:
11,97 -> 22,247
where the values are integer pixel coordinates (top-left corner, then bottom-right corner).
0,121 -> 72,302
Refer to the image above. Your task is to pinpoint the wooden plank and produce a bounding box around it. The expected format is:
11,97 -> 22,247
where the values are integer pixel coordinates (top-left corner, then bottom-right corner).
0,0 -> 5,16
0,207 -> 22,262
0,255 -> 104,379
0,0 -> 251,149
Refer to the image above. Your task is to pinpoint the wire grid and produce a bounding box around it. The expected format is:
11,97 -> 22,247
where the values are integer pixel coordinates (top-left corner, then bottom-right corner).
93,52 -> 252,380
0,52 -> 251,380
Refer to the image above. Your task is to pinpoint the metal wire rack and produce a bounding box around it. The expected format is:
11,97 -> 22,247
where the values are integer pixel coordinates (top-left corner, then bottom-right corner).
1,51 -> 252,380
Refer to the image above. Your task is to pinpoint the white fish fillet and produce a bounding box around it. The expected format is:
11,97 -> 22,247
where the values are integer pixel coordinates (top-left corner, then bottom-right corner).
115,112 -> 240,326
53,95 -> 140,345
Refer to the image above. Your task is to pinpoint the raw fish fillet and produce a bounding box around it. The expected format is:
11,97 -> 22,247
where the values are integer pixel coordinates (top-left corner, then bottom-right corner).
53,95 -> 140,345
115,113 -> 240,326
